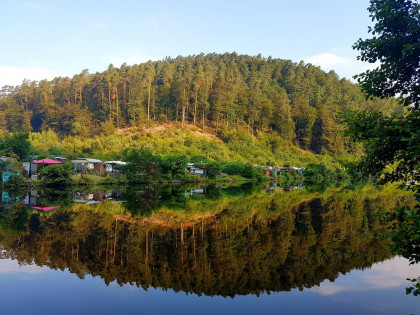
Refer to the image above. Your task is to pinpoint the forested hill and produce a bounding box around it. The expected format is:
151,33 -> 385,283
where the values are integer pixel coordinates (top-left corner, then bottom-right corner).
0,53 -> 400,156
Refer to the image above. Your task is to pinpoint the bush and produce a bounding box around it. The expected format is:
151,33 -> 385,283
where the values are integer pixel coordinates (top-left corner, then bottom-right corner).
40,162 -> 73,187
161,154 -> 187,180
5,175 -> 26,187
205,162 -> 221,179
121,150 -> 161,183
220,162 -> 246,176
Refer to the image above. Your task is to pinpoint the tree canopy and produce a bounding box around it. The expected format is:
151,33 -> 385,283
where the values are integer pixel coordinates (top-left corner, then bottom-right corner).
353,0 -> 420,108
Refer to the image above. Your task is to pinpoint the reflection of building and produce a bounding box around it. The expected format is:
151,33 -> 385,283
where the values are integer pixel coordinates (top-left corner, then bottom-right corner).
261,182 -> 305,192
1,191 -> 19,203
74,192 -> 94,204
23,190 -> 40,206
73,190 -> 121,204
185,186 -> 206,196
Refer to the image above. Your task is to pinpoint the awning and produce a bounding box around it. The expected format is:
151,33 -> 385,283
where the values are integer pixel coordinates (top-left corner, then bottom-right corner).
32,158 -> 62,164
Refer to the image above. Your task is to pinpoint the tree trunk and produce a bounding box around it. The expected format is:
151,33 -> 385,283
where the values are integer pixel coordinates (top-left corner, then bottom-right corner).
116,85 -> 119,129
147,82 -> 151,123
113,219 -> 118,265
123,81 -> 127,123
145,230 -> 149,265
182,106 -> 186,128
108,86 -> 112,124
194,90 -> 198,125
182,87 -> 187,128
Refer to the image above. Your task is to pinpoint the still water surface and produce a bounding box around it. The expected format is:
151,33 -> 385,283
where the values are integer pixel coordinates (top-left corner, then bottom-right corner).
0,183 -> 418,314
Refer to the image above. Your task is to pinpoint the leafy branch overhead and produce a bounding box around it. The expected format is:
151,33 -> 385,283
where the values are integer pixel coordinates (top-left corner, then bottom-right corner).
346,0 -> 420,296
353,0 -> 420,108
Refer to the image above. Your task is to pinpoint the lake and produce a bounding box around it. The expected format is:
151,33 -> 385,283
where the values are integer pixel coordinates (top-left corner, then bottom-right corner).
0,182 -> 419,314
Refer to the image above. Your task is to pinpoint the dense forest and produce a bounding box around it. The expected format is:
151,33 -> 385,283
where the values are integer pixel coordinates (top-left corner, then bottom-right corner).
0,53 -> 402,162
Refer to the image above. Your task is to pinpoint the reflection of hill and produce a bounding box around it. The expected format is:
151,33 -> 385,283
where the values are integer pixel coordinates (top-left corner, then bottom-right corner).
0,184 -> 416,297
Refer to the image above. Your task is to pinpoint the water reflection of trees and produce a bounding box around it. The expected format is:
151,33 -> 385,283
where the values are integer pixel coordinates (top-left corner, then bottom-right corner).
0,185 -> 416,297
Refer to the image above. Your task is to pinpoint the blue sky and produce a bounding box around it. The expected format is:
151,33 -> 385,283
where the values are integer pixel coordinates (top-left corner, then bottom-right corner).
0,0 -> 376,87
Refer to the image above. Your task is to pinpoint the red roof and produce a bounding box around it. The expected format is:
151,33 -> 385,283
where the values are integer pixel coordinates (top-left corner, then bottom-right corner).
32,158 -> 62,164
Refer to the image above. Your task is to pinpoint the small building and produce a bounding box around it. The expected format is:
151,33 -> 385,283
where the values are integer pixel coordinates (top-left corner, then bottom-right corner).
262,167 -> 271,176
103,161 -> 127,173
71,158 -> 102,172
23,162 -> 32,176
54,157 -> 68,162
94,162 -> 107,173
187,163 -> 206,177
0,156 -> 19,182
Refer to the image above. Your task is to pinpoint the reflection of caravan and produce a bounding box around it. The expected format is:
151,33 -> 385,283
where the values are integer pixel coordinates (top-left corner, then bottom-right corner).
74,192 -> 95,203
73,190 -> 122,204
22,190 -> 40,206
185,186 -> 205,196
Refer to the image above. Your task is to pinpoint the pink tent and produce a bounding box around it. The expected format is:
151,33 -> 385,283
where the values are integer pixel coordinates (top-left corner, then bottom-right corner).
32,158 -> 62,164
31,206 -> 58,211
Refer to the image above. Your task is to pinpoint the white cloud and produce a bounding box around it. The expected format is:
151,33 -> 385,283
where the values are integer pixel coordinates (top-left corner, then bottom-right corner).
0,65 -> 60,88
0,259 -> 46,274
304,51 -> 380,80
310,256 -> 420,296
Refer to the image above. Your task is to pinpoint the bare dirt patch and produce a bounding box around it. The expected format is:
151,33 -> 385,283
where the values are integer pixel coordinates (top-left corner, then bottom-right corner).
116,122 -> 218,140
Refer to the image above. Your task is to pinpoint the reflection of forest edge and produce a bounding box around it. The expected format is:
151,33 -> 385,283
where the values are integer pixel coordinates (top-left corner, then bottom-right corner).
0,184 -> 416,297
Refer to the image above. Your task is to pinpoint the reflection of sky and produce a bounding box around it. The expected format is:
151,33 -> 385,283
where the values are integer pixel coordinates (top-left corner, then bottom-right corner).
0,257 -> 419,315
310,256 -> 420,295
0,259 -> 47,274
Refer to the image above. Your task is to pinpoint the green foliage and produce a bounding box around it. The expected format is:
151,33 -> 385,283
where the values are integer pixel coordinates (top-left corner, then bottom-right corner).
205,162 -> 221,179
188,155 -> 209,166
385,205 -> 420,265
0,203 -> 29,233
240,165 -> 269,181
4,175 -> 26,187
353,0 -> 420,108
161,154 -> 187,180
340,110 -> 419,184
0,133 -> 31,160
122,150 -> 161,183
305,163 -> 335,180
37,187 -> 74,208
220,162 -> 246,176
40,162 -> 73,187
